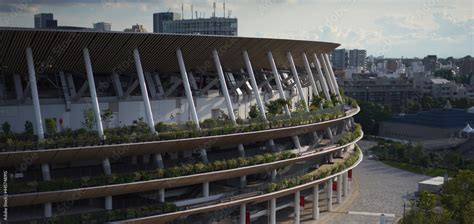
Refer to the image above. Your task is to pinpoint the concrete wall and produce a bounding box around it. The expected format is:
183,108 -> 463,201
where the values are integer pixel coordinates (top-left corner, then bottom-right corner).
379,121 -> 460,140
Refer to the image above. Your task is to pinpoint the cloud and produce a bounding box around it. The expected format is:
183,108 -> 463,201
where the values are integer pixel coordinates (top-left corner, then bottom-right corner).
0,3 -> 39,13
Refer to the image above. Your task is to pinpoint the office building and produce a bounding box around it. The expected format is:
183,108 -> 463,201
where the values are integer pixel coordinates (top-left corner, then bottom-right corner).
93,22 -> 112,32
0,27 -> 360,223
348,49 -> 367,69
153,12 -> 181,33
34,13 -> 57,29
153,12 -> 238,36
124,24 -> 147,33
331,49 -> 349,69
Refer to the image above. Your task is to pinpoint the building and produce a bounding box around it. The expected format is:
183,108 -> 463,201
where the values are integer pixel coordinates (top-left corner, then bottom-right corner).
153,12 -> 181,33
0,28 -> 361,224
339,77 -> 422,112
423,55 -> 438,73
93,22 -> 112,31
124,24 -> 147,32
413,76 -> 470,99
379,108 -> 474,141
348,49 -> 367,70
331,49 -> 349,69
154,12 -> 238,36
34,13 -> 57,29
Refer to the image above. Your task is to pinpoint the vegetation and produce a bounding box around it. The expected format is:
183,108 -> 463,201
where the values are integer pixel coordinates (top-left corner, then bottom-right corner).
45,118 -> 57,135
36,202 -> 178,223
24,120 -> 34,135
0,105 -> 350,152
337,123 -> 363,145
266,99 -> 292,115
266,146 -> 360,193
248,105 -> 260,119
402,170 -> 474,224
9,151 -> 297,194
370,141 -> 474,176
354,101 -> 391,135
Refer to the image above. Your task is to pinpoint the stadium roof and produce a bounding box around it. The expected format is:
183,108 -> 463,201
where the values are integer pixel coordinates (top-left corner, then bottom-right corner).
0,27 -> 339,75
389,108 -> 474,128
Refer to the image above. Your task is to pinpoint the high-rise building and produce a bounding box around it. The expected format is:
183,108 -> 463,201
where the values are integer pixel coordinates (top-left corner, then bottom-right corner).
93,22 -> 112,32
153,12 -> 181,33
422,55 -> 438,73
124,24 -> 147,33
331,49 -> 349,69
34,13 -> 57,29
153,12 -> 238,36
348,49 -> 367,69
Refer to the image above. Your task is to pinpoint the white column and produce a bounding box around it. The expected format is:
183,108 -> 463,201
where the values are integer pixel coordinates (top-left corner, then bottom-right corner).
271,169 -> 277,182
159,188 -> 165,203
82,48 -> 105,139
302,52 -> 320,97
312,53 -> 331,101
153,153 -> 164,169
44,202 -> 52,218
267,51 -> 301,149
318,53 -> 337,96
41,163 -> 51,181
337,174 -> 343,203
287,52 -> 308,111
313,184 -> 320,220
133,48 -> 156,133
270,198 -> 277,224
176,48 -> 200,129
26,48 -> 45,140
240,204 -> 246,224
243,50 -> 276,149
343,171 -> 349,197
324,53 -> 342,101
203,181 -> 209,198
102,158 -> 111,175
294,191 -> 300,224
327,180 -> 333,211
105,196 -> 113,211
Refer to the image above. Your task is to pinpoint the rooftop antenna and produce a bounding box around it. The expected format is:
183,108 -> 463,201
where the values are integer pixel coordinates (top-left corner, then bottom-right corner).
181,3 -> 184,20
223,1 -> 226,18
195,11 -> 198,19
228,9 -> 232,18
213,2 -> 216,17
191,4 -> 193,19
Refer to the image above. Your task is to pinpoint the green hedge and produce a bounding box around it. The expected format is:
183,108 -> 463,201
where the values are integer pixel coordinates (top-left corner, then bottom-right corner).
266,146 -> 360,193
10,151 -> 297,194
337,123 -> 362,145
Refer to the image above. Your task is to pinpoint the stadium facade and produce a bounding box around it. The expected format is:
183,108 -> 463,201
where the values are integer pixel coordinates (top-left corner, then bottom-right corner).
0,28 -> 362,223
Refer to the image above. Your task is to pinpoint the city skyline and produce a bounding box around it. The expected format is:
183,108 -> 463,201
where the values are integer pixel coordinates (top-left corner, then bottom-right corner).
0,0 -> 472,57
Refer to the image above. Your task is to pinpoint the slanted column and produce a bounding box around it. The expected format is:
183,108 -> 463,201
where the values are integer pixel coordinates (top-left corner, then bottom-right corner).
287,52 -> 308,111
213,49 -> 247,186
44,202 -> 52,218
270,198 -> 277,224
302,52 -> 320,97
312,53 -> 331,101
267,51 -> 301,149
240,204 -> 246,224
337,174 -> 343,203
153,153 -> 164,169
83,48 -> 105,139
159,188 -> 165,203
324,53 -> 342,101
327,180 -> 333,211
133,48 -> 156,133
294,191 -> 301,224
102,158 -> 111,175
313,184 -> 320,220
243,50 -> 276,150
318,53 -> 337,97
177,48 -> 209,196
105,196 -> 113,211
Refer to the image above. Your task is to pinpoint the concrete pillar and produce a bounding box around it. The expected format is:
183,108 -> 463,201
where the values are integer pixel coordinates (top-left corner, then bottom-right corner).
337,174 -> 343,203
327,127 -> 334,143
267,51 -> 301,149
133,48 -> 156,133
83,48 -> 105,139
102,158 -> 111,176
240,204 -> 246,224
318,53 -> 337,96
240,175 -> 247,188
25,47 -> 45,140
238,144 -> 245,157
327,181 -> 333,211
270,198 -> 277,224
312,53 -> 331,101
176,48 -> 200,128
44,202 -> 52,218
287,52 -> 308,111
302,52 -> 320,97
343,172 -> 349,197
243,50 -> 276,150
313,184 -> 320,220
271,169 -> 277,182
153,153 -> 164,169
105,196 -> 113,211
200,149 -> 208,163
294,191 -> 300,224
159,188 -> 165,203
41,163 -> 51,181
324,53 -> 342,101
203,181 -> 209,198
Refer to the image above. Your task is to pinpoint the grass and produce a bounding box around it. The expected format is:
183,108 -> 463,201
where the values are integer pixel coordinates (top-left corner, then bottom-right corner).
381,161 -> 448,177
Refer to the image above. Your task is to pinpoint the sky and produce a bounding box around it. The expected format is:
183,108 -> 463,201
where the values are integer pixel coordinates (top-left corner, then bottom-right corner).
0,0 -> 472,58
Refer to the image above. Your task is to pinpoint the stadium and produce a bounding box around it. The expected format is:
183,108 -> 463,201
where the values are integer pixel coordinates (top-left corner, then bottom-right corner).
0,28 -> 362,223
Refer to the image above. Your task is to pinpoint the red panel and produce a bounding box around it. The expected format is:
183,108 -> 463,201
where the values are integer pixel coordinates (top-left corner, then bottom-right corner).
332,181 -> 337,191
348,169 -> 353,178
300,195 -> 305,207
246,211 -> 251,224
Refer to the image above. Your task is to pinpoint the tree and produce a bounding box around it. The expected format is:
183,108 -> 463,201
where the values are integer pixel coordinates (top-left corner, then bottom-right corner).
1,122 -> 11,135
82,108 -> 95,130
248,105 -> 260,119
406,100 -> 421,113
45,118 -> 57,135
24,120 -> 34,135
310,94 -> 324,111
266,99 -> 291,116
354,101 -> 391,135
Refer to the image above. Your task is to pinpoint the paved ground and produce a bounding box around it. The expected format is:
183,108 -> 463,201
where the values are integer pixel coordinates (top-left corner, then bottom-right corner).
309,140 -> 429,224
